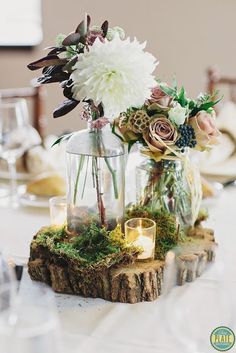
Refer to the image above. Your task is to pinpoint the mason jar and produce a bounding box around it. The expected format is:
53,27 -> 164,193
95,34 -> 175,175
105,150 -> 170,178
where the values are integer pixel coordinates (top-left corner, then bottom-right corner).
135,154 -> 202,227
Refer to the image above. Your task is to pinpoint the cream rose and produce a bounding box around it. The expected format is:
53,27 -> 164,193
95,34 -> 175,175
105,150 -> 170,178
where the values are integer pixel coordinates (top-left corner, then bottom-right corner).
189,110 -> 220,149
144,115 -> 178,153
168,105 -> 187,126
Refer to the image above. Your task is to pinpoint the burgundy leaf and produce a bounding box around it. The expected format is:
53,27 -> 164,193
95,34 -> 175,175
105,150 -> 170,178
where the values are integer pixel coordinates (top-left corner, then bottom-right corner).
60,80 -> 69,88
63,85 -> 73,99
42,65 -> 65,75
62,32 -> 81,46
75,20 -> 84,34
98,103 -> 104,117
75,15 -> 91,35
63,55 -> 78,73
53,99 -> 80,118
38,70 -> 70,84
47,47 -> 67,55
27,55 -> 67,71
101,20 -> 109,37
87,15 -> 91,30
80,36 -> 87,45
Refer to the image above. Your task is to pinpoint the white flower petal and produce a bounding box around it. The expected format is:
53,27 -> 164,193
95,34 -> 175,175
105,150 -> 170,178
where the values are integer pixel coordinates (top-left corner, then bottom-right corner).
71,36 -> 158,120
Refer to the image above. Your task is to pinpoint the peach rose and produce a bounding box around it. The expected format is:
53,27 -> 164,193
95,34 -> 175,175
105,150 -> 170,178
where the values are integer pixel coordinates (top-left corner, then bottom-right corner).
189,110 -> 221,149
144,115 -> 178,153
147,85 -> 173,111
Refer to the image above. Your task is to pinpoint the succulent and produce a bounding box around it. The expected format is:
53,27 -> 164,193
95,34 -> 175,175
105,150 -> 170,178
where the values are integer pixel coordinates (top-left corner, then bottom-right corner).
128,110 -> 150,133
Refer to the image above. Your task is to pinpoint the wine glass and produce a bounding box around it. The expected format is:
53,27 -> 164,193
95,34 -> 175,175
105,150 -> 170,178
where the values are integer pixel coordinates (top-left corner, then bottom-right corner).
0,99 -> 41,207
0,248 -> 16,287
0,283 -> 62,353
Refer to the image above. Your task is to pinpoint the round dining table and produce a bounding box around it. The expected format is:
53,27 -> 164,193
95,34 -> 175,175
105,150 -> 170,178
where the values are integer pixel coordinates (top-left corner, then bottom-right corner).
1,184 -> 236,353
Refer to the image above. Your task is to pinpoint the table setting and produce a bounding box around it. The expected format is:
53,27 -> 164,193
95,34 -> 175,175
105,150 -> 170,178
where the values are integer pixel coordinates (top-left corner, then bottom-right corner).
0,13 -> 236,353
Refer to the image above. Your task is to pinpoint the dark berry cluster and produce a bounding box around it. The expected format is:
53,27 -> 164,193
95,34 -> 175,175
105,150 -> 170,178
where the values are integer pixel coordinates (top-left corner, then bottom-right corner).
175,125 -> 197,151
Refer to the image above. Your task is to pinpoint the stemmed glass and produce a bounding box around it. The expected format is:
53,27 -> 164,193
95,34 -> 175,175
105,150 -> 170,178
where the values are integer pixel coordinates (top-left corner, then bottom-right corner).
0,283 -> 62,353
0,99 -> 41,207
0,248 -> 16,287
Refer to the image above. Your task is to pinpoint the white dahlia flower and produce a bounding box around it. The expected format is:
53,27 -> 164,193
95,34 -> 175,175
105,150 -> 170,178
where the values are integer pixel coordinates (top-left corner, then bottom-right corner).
71,35 -> 158,119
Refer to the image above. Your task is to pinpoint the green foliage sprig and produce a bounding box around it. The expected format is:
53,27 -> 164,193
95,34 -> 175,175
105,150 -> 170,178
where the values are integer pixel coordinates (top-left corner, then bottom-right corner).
160,82 -> 221,115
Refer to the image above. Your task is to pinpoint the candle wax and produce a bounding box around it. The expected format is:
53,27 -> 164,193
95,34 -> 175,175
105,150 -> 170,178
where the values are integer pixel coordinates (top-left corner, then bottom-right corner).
133,235 -> 154,260
51,209 -> 66,226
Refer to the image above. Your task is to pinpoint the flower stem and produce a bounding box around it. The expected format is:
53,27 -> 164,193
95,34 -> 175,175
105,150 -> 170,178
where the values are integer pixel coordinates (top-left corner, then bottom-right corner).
93,156 -> 106,226
104,157 -> 118,199
73,155 -> 85,204
81,156 -> 89,199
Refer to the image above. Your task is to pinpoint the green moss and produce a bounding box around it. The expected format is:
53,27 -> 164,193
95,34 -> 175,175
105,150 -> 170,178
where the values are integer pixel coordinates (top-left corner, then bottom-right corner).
33,224 -> 140,269
126,204 -> 186,260
35,225 -> 66,248
71,224 -> 123,263
33,204 -> 197,268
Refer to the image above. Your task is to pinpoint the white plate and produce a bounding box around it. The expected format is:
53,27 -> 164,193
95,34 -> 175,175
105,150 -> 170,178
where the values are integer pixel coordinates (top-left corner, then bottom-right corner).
19,185 -> 50,208
201,181 -> 223,208
0,170 -> 33,181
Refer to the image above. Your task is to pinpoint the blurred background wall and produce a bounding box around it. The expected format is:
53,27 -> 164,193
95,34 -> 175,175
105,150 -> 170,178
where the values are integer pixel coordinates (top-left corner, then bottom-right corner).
0,0 -> 235,135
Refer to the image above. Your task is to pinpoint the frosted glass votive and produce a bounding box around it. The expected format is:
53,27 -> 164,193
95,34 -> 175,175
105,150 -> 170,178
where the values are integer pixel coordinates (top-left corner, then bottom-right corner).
49,196 -> 67,226
125,218 -> 156,260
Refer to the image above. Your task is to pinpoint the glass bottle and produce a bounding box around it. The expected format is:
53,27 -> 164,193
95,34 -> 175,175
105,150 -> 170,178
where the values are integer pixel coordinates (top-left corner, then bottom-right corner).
66,126 -> 125,234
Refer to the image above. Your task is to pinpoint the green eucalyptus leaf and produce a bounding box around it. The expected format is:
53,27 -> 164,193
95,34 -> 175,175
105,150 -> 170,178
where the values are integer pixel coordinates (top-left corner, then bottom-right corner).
199,98 -> 221,111
172,76 -> 177,91
160,84 -> 176,97
190,97 -> 221,116
177,86 -> 188,107
51,132 -> 74,147
188,100 -> 196,110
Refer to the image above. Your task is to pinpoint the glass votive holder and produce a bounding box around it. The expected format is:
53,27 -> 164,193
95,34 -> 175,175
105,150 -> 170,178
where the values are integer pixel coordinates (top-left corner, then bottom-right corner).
49,196 -> 67,226
125,218 -> 156,261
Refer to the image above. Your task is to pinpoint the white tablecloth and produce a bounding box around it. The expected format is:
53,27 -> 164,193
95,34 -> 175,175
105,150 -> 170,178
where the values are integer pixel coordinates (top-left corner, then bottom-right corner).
1,187 -> 236,353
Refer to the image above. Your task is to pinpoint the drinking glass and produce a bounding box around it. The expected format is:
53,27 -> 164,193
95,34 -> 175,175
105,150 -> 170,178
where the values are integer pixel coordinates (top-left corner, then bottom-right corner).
0,283 -> 62,353
0,99 -> 41,207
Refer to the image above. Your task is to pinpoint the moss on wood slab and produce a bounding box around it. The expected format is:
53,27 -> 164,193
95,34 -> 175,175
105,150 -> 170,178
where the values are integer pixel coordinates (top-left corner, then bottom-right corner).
28,224 -> 216,303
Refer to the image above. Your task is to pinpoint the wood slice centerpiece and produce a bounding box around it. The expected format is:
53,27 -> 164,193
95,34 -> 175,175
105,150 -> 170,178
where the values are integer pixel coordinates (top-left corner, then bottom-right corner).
28,225 -> 216,304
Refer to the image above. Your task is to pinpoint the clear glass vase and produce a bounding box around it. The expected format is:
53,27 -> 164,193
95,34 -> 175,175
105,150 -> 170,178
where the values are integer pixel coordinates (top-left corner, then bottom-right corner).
66,126 -> 125,234
135,154 -> 202,227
